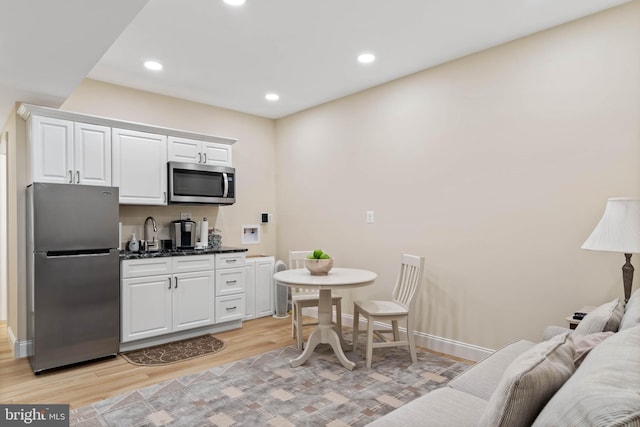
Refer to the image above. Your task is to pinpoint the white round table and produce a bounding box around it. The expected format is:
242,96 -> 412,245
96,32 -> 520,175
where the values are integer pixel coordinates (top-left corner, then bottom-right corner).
273,267 -> 377,370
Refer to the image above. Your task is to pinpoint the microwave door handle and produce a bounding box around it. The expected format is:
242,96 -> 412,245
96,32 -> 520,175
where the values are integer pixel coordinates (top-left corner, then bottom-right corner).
222,172 -> 229,198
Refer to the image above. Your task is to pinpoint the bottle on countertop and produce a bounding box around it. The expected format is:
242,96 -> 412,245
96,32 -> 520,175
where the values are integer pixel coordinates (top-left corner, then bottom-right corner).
129,233 -> 139,252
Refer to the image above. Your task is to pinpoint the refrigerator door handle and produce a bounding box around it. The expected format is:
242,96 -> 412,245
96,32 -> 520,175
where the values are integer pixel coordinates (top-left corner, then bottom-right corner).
46,250 -> 111,258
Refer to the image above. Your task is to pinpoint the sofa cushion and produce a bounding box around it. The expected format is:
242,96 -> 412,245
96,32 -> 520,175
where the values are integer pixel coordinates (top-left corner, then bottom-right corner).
620,289 -> 640,331
366,386 -> 487,427
533,324 -> 640,426
573,331 -> 614,368
449,339 -> 536,401
574,298 -> 623,337
478,332 -> 575,427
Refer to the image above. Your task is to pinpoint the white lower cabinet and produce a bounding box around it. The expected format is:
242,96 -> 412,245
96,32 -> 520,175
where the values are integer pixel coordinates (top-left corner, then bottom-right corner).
244,256 -> 275,320
172,270 -> 215,332
121,255 -> 215,343
121,273 -> 173,341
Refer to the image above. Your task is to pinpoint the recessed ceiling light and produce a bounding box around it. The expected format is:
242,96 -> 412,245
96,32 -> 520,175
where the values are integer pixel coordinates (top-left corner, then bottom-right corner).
224,0 -> 246,5
357,53 -> 376,64
144,60 -> 163,71
265,93 -> 280,101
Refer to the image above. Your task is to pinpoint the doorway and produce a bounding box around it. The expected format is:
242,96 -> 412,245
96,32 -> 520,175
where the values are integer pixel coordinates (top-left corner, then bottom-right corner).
1,134 -> 7,321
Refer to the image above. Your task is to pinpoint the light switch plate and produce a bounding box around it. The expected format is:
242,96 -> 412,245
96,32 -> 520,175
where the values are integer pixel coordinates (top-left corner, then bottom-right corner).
181,212 -> 192,220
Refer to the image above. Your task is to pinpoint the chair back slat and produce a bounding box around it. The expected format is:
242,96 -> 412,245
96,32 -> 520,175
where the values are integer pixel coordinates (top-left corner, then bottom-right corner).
392,254 -> 424,307
289,250 -> 314,295
289,250 -> 312,269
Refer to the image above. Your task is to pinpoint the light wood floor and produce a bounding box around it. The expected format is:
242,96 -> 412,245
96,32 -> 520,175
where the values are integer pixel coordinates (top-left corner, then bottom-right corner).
0,317 -> 470,409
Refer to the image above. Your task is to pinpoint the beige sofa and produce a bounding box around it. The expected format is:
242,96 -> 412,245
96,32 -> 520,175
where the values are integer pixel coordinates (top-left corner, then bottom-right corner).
368,290 -> 640,427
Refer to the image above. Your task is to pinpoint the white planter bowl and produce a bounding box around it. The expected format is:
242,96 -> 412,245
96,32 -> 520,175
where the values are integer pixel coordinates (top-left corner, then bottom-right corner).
305,258 -> 334,275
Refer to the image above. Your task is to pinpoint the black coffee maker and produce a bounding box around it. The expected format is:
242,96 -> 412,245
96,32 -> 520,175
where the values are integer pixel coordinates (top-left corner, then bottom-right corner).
170,219 -> 196,249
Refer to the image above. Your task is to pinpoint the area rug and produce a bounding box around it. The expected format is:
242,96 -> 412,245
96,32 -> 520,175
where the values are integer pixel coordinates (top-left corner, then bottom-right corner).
121,335 -> 225,366
71,334 -> 471,426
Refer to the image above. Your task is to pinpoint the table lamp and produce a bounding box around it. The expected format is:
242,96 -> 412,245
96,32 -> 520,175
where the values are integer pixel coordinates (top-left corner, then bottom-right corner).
582,198 -> 640,302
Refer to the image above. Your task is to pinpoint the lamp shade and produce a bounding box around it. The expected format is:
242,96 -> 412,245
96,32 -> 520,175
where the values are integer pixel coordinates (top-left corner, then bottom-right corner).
582,198 -> 640,253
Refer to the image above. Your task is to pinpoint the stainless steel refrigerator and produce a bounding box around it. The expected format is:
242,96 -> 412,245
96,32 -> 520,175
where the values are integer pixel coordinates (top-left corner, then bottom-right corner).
26,183 -> 120,373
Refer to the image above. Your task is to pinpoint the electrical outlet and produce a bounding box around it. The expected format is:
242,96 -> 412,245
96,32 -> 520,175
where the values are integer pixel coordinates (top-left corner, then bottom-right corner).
180,212 -> 192,220
366,211 -> 374,223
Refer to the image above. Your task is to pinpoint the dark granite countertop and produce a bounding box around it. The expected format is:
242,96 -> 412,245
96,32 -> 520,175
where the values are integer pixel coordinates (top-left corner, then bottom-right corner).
120,246 -> 248,260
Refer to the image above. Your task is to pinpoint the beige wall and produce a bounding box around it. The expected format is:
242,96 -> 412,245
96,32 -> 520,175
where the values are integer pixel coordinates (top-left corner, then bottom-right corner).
275,2 -> 640,349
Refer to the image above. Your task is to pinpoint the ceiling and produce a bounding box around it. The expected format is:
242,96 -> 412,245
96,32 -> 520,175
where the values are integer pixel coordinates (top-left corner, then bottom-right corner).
0,0 -> 631,124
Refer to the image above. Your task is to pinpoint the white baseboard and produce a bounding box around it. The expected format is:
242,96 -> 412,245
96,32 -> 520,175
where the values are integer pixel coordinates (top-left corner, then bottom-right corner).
302,307 -> 493,363
7,325 -> 29,359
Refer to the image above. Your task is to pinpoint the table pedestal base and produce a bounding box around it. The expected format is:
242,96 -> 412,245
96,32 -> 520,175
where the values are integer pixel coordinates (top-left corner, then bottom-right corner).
289,289 -> 355,370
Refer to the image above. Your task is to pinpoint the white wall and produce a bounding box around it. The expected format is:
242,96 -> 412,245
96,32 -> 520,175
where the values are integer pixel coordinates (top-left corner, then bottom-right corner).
275,1 -> 640,351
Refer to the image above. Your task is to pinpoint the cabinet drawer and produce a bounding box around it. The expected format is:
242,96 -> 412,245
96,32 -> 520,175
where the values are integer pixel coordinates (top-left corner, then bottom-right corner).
172,255 -> 214,274
215,252 -> 246,269
121,258 -> 172,279
216,294 -> 245,323
215,267 -> 246,296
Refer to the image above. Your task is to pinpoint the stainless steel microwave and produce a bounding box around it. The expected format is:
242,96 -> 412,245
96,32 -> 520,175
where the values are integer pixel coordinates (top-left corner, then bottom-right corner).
168,162 -> 235,205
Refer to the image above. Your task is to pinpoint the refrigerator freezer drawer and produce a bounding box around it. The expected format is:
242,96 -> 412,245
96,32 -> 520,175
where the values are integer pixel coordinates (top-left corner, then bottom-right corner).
29,249 -> 120,372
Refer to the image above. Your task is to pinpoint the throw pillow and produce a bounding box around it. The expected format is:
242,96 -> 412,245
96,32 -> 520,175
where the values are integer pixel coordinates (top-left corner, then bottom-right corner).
620,289 -> 640,331
532,324 -> 640,427
573,298 -> 623,337
477,332 -> 575,427
573,331 -> 614,368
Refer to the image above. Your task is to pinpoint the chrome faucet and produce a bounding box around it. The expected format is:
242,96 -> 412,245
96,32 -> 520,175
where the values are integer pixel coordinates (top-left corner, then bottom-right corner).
144,216 -> 158,251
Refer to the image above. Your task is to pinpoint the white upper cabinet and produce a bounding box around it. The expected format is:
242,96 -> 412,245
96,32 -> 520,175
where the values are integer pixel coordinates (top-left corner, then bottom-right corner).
74,122 -> 111,186
168,136 -> 233,167
112,128 -> 167,205
29,116 -> 111,186
19,103 -> 237,202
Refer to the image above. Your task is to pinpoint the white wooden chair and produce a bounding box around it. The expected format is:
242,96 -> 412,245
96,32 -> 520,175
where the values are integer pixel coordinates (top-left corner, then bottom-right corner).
352,253 -> 425,368
289,250 -> 343,350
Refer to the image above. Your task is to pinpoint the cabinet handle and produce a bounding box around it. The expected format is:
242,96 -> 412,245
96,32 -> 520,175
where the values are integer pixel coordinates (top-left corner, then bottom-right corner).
168,277 -> 172,289
68,170 -> 73,183
75,170 -> 80,184
203,153 -> 207,163
175,277 -> 178,288
225,259 -> 237,263
198,153 -> 202,163
163,192 -> 167,203
226,306 -> 237,311
226,280 -> 237,284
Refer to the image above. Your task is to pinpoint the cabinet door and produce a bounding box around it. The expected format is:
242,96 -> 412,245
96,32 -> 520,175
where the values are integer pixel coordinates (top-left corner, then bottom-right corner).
121,275 -> 172,342
255,258 -> 275,318
244,260 -> 256,320
30,116 -> 73,184
173,271 -> 215,331
112,128 -> 167,205
168,136 -> 201,163
74,122 -> 111,186
201,141 -> 232,167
